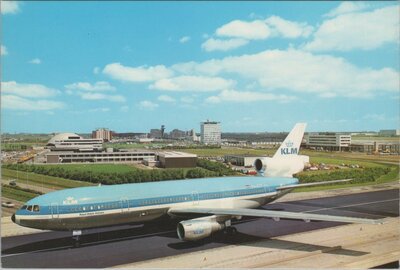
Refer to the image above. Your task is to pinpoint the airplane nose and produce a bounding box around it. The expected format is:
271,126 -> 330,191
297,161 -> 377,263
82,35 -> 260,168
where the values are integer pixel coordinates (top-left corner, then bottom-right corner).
11,214 -> 15,223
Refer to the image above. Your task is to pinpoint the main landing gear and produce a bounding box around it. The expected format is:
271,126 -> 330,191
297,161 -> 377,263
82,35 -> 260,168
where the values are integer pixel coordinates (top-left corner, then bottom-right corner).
72,230 -> 82,248
224,226 -> 237,235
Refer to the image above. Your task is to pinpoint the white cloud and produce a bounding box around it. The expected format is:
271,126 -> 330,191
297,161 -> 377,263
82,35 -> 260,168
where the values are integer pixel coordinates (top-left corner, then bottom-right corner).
324,2 -> 369,18
201,38 -> 249,52
65,81 -> 115,91
157,95 -> 176,103
205,89 -> 295,104
265,16 -> 313,38
103,62 -> 173,82
181,96 -> 195,103
179,36 -> 191,43
1,81 -> 58,98
28,58 -> 41,64
88,107 -> 110,113
304,5 -> 399,51
216,20 -> 271,40
1,45 -> 8,56
120,105 -> 129,112
203,16 -> 313,52
363,113 -> 386,121
1,1 -> 20,14
150,75 -> 235,92
172,49 -> 398,98
139,100 -> 158,110
80,92 -> 126,102
2,95 -> 64,111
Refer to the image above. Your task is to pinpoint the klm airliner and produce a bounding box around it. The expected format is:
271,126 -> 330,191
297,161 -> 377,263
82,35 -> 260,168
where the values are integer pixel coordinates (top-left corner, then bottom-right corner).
12,123 -> 383,246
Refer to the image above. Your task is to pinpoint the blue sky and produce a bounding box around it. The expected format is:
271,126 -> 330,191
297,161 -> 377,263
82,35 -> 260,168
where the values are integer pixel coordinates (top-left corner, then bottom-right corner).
1,1 -> 399,133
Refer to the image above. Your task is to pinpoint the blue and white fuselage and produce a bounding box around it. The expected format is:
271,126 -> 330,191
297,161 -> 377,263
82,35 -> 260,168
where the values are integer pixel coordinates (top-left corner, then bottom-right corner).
13,176 -> 298,231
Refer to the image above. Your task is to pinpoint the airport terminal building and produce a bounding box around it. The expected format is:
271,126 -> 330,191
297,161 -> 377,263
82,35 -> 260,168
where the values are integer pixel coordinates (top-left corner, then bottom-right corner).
46,149 -> 198,168
47,133 -> 103,152
305,133 -> 351,151
46,150 -> 155,164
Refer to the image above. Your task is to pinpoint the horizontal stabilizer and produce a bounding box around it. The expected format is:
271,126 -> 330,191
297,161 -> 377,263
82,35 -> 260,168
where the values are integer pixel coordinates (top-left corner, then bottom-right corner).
276,179 -> 353,190
169,207 -> 384,225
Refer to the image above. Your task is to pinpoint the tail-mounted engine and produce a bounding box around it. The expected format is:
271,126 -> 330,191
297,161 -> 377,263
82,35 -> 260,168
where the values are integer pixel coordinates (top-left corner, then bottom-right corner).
254,155 -> 309,177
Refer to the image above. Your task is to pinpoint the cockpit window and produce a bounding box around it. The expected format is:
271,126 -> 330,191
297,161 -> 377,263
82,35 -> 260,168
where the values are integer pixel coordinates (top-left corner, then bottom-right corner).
27,205 -> 33,211
33,205 -> 40,212
21,205 -> 27,210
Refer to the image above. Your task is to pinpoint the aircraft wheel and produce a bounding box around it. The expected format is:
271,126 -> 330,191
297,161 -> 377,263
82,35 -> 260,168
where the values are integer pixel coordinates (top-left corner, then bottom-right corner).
73,240 -> 80,248
225,227 -> 237,235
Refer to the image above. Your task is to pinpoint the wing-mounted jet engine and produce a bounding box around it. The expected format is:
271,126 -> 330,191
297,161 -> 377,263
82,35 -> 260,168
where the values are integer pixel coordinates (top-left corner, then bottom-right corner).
177,215 -> 233,241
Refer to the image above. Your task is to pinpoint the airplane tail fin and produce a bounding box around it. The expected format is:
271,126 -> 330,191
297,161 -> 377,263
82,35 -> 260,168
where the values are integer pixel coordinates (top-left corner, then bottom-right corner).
273,123 -> 306,158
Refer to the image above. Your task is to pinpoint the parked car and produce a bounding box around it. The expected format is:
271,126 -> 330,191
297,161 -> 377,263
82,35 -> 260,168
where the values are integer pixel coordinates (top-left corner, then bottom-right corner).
9,180 -> 17,187
2,201 -> 15,208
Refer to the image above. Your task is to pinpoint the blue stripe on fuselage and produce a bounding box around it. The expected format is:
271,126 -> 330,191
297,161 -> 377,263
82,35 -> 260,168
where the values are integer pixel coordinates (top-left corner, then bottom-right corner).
17,176 -> 298,216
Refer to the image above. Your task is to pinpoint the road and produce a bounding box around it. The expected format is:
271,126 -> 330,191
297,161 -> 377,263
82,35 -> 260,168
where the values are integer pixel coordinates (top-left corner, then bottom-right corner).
1,189 -> 398,268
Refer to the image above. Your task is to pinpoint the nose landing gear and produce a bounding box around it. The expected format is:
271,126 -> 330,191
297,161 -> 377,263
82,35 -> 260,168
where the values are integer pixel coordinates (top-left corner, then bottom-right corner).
72,230 -> 82,248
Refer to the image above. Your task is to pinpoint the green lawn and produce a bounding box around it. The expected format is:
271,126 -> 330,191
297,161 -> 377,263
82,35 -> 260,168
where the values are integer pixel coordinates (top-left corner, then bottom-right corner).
182,148 -> 275,157
2,185 -> 39,202
45,163 -> 138,174
1,168 -> 93,189
294,164 -> 398,192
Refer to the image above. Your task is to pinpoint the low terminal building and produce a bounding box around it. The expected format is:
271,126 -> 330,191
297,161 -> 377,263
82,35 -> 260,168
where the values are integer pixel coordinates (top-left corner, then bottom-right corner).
156,151 -> 197,168
224,155 -> 267,167
305,132 -> 351,151
351,141 -> 400,154
46,149 -> 198,167
47,133 -> 103,152
46,150 -> 155,164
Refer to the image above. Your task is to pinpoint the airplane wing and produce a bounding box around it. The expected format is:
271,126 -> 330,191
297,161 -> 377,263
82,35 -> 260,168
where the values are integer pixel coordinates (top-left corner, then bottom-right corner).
169,207 -> 385,225
276,179 -> 352,190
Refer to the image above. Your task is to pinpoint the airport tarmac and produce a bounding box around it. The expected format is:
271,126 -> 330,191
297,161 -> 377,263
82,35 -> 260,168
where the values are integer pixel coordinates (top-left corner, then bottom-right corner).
1,188 -> 398,268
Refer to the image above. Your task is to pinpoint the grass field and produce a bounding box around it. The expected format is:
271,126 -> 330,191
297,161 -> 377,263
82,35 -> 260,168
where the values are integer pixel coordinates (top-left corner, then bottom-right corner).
1,168 -> 93,189
295,164 -> 398,192
45,164 -> 138,173
2,185 -> 38,202
183,147 -> 275,157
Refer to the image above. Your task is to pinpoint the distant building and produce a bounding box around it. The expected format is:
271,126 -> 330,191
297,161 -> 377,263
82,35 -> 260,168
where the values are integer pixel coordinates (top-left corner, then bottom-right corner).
186,129 -> 200,142
379,129 -> 400,136
351,140 -> 400,154
46,150 -> 155,164
161,125 -> 165,138
149,129 -> 162,139
92,128 -> 112,142
201,121 -> 221,145
47,133 -> 103,152
170,129 -> 186,139
305,133 -> 351,151
156,151 -> 197,168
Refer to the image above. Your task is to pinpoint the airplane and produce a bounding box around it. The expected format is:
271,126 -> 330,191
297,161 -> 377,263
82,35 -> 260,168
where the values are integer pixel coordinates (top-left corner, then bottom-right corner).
11,123 -> 384,246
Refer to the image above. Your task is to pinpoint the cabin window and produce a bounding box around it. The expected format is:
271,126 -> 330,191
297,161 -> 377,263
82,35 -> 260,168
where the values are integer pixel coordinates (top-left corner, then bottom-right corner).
90,206 -> 94,210
21,205 -> 27,210
27,205 -> 33,211
33,205 -> 40,212
83,207 -> 86,211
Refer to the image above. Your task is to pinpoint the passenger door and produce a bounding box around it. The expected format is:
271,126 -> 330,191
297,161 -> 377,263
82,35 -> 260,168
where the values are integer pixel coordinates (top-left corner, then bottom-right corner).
120,198 -> 129,213
50,203 -> 59,219
192,192 -> 199,205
